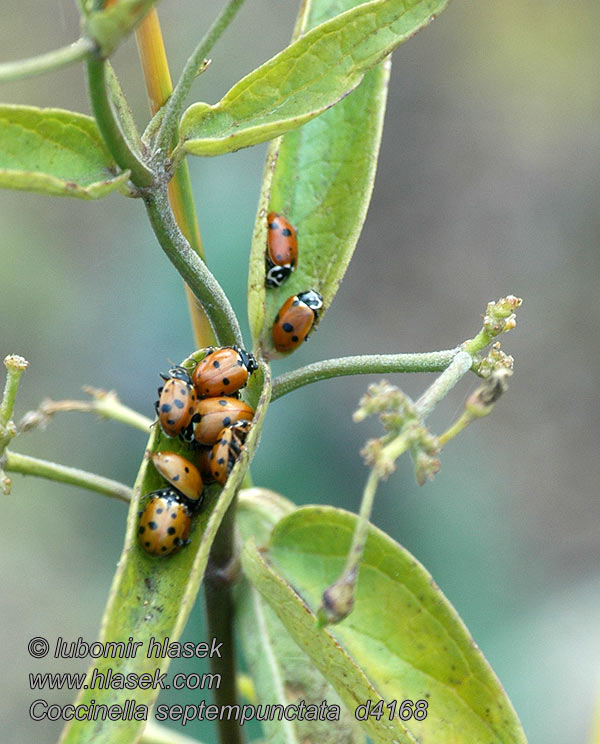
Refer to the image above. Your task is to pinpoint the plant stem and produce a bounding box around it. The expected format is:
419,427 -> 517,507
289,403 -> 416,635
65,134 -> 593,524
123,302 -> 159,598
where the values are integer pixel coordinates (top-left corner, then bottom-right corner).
144,188 -> 243,347
19,388 -> 152,435
0,355 -> 28,428
204,499 -> 243,744
86,56 -> 154,187
271,348 -> 460,401
155,0 -> 246,156
0,37 -> 95,83
437,411 -> 471,447
414,351 -> 472,418
3,451 -> 132,503
135,9 -> 216,348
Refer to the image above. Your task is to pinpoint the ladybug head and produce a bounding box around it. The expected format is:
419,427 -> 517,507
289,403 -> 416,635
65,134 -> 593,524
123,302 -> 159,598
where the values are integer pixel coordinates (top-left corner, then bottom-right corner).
236,347 -> 259,373
298,290 -> 323,313
167,366 -> 193,384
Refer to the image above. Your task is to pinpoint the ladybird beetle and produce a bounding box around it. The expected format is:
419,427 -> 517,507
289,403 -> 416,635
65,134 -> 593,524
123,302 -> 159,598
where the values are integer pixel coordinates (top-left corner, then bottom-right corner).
272,290 -> 323,352
209,420 -> 252,485
192,346 -> 258,398
266,212 -> 298,288
137,488 -> 191,557
152,451 -> 203,502
155,366 -> 197,438
190,397 -> 255,446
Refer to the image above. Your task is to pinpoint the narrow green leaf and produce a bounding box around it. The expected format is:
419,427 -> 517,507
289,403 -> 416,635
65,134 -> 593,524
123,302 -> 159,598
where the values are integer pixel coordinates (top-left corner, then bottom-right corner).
244,506 -> 528,744
85,0 -> 160,57
236,489 -> 366,744
242,537 -> 415,744
179,0 -> 447,157
0,105 -> 129,199
59,353 -> 270,744
247,0 -> 393,353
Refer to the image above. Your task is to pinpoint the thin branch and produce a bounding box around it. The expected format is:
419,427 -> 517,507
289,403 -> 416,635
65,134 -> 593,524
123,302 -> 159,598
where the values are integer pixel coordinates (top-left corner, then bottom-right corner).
18,388 -> 152,435
86,56 -> 154,188
414,351 -> 472,418
204,498 -> 243,744
3,451 -> 132,503
271,348 -> 460,401
0,37 -> 95,83
135,9 -> 216,348
154,0 -> 246,155
0,355 -> 28,429
144,187 -> 243,347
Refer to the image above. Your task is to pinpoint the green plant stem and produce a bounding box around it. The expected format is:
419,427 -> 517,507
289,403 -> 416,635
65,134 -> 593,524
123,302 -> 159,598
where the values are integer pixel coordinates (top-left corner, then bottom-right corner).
271,348 -> 460,401
144,188 -> 243,346
437,411 -> 471,447
19,389 -> 152,434
155,0 -> 246,156
86,56 -> 154,187
204,498 -> 244,744
414,350 -> 472,418
0,355 -> 28,429
0,37 -> 95,83
3,451 -> 132,502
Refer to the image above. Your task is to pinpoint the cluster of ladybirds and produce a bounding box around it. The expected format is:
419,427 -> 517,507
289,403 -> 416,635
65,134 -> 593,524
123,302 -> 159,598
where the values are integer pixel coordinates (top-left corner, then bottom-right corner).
266,211 -> 323,352
138,211 -> 320,557
138,346 -> 258,557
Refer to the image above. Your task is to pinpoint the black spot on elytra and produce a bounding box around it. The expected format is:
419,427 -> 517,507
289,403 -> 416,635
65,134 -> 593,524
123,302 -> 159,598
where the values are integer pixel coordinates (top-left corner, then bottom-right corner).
178,386 -> 188,395
184,466 -> 189,473
148,521 -> 158,530
223,377 -> 230,386
218,399 -> 227,406
174,399 -> 185,409
292,299 -> 300,306
282,228 -> 292,237
276,253 -> 283,261
217,457 -> 225,464
223,417 -> 231,426
171,512 -> 177,519
292,335 -> 299,343
161,546 -> 167,552
145,541 -> 151,547
283,322 -> 293,332
161,403 -> 172,413
138,526 -> 145,534
167,527 -> 176,535
213,360 -> 220,368
172,474 -> 180,481
156,507 -> 163,514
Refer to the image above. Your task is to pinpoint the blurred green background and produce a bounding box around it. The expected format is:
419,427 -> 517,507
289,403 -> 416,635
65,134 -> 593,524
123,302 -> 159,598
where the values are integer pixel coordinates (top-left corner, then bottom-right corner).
1,1 -> 599,742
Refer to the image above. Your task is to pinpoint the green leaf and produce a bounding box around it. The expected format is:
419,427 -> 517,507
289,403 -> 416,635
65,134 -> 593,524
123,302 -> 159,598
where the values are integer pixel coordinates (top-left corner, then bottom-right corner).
243,506 -> 528,744
85,0 -> 160,57
247,0 -> 394,353
59,353 -> 270,744
0,105 -> 129,199
236,489 -> 366,744
179,0 -> 447,157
